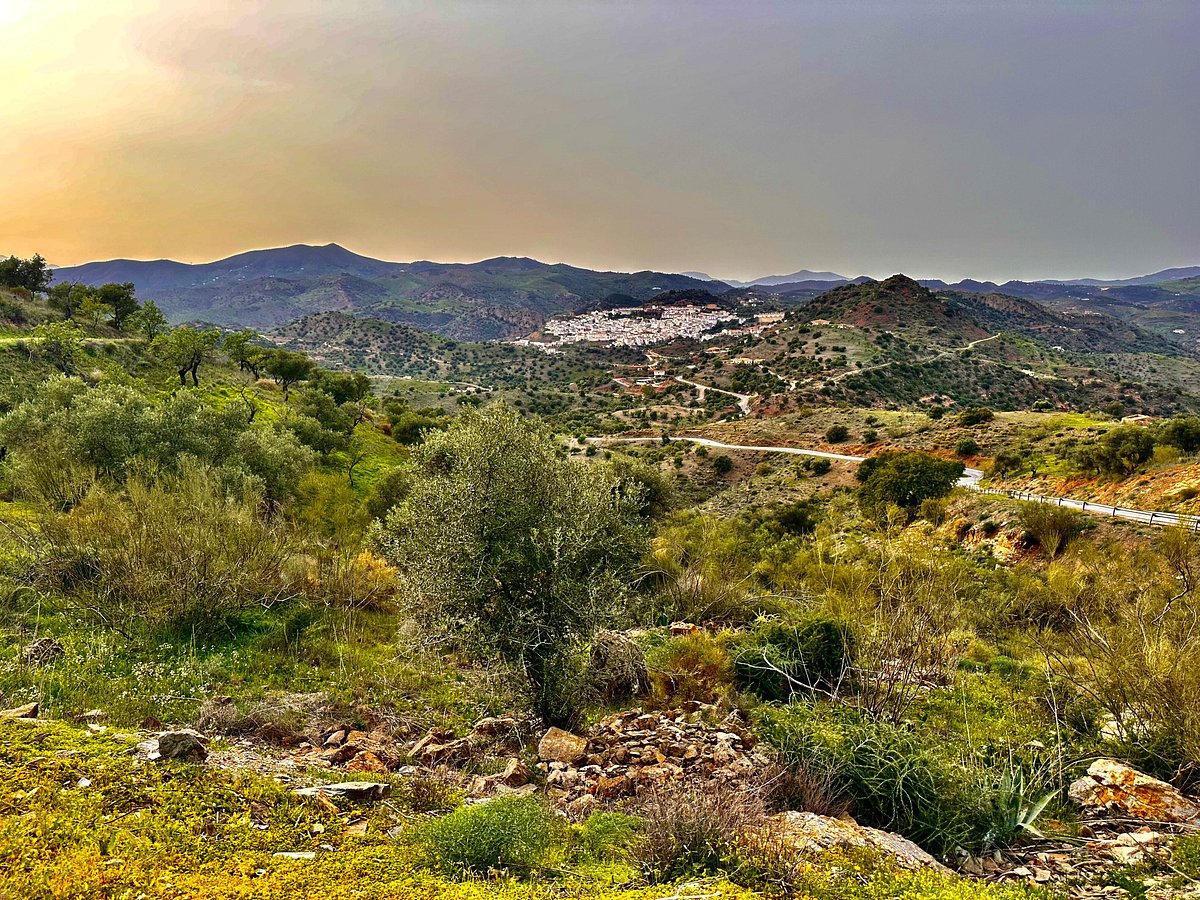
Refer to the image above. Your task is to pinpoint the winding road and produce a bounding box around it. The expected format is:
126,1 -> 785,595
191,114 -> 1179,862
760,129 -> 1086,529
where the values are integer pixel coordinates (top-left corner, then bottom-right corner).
588,434 -> 1199,531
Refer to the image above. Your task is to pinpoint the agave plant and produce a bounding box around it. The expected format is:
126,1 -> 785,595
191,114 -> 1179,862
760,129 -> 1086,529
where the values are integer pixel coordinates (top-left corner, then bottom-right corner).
984,764 -> 1056,849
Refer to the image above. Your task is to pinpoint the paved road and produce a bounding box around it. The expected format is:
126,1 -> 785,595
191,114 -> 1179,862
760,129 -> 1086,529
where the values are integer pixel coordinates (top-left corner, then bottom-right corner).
589,434 -> 1198,531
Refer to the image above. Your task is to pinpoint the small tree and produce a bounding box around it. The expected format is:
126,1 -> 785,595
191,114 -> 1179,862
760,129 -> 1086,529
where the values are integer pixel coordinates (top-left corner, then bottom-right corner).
153,326 -> 221,386
712,454 -> 734,475
374,404 -> 646,726
128,300 -> 168,341
223,329 -> 264,377
0,253 -> 51,293
262,348 -> 315,399
30,320 -> 83,373
94,282 -> 139,329
856,451 -> 964,522
47,282 -> 90,320
78,294 -> 114,328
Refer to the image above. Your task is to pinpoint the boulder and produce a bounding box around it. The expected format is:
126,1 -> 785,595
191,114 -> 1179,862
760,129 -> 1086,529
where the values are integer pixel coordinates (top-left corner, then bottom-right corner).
538,727 -> 589,764
0,702 -> 39,719
294,782 -> 391,802
498,757 -> 530,787
155,730 -> 209,762
1068,758 -> 1200,823
768,811 -> 949,872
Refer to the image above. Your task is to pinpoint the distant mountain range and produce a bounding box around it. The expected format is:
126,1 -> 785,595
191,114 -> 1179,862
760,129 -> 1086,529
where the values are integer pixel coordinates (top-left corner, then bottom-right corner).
52,244 -> 721,339
49,243 -> 1200,343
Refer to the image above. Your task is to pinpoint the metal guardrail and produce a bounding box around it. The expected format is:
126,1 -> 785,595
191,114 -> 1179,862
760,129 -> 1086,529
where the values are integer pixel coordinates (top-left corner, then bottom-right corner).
974,487 -> 1200,532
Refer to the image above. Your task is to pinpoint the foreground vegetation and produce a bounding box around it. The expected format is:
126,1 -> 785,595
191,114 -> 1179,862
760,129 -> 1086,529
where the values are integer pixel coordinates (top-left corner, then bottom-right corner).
2,265 -> 1200,898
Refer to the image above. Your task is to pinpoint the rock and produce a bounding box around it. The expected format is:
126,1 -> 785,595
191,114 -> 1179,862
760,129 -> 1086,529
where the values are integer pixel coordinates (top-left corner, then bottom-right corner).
473,716 -> 518,737
768,811 -> 949,872
0,702 -> 38,719
272,851 -> 316,860
1068,759 -> 1200,823
538,727 -> 589,764
324,729 -> 346,747
294,781 -> 391,802
21,638 -> 64,666
419,737 -> 473,767
670,622 -> 702,637
499,757 -> 530,787
594,773 -> 632,801
155,730 -> 209,762
567,794 -> 599,820
77,709 -> 107,722
346,751 -> 388,774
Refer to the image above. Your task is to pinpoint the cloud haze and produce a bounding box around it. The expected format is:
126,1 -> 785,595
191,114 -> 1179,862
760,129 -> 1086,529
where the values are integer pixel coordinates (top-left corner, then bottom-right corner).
2,1 -> 1197,281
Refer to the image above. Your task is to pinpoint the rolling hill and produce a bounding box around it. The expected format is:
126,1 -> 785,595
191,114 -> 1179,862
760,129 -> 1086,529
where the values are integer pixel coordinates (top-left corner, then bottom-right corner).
51,244 -> 727,339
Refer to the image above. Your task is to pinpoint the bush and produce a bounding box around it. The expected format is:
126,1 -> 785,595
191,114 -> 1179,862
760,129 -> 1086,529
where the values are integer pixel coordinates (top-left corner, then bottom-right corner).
957,407 -> 994,427
919,498 -> 948,526
1018,503 -> 1084,558
712,454 -> 734,475
955,438 -> 980,457
414,795 -> 563,876
645,633 -> 734,705
572,810 -> 642,861
732,616 -> 855,702
776,499 -> 821,536
586,629 -> 649,703
759,708 -> 991,856
862,429 -> 879,444
825,424 -> 850,443
855,452 -> 964,522
630,782 -> 764,881
31,465 -> 299,629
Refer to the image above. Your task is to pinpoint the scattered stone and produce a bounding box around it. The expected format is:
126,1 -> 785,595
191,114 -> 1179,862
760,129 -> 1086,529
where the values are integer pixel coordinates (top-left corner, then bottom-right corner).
1068,759 -> 1200,823
77,709 -> 107,722
21,638 -> 64,666
346,751 -> 388,774
538,727 -> 589,764
272,851 -> 316,860
0,702 -> 39,719
670,622 -> 703,637
323,730 -> 346,747
294,781 -> 391,802
768,811 -> 950,872
155,730 -> 210,763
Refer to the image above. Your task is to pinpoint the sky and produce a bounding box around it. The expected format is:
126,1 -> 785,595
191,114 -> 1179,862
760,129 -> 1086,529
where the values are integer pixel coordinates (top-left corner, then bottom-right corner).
1,1 -> 1197,282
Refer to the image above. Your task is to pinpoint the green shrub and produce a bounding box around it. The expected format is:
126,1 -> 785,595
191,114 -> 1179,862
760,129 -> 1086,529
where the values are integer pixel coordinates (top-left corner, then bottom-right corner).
956,438 -> 980,457
645,632 -> 734,705
957,407 -> 994,427
759,707 -> 992,856
733,616 -> 855,702
414,795 -> 563,876
572,810 -> 643,861
825,424 -> 850,443
1018,503 -> 1084,558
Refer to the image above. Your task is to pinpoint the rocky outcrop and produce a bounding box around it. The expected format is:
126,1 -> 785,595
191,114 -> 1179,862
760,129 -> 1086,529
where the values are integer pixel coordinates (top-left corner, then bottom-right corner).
767,811 -> 950,872
540,703 -> 769,811
1069,759 -> 1200,823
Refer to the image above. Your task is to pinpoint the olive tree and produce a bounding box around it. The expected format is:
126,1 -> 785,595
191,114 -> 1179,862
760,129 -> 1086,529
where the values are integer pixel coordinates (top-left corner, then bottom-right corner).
374,404 -> 647,726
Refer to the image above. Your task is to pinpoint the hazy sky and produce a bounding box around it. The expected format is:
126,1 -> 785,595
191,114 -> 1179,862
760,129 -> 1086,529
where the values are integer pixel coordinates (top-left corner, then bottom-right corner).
2,1 -> 1197,281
